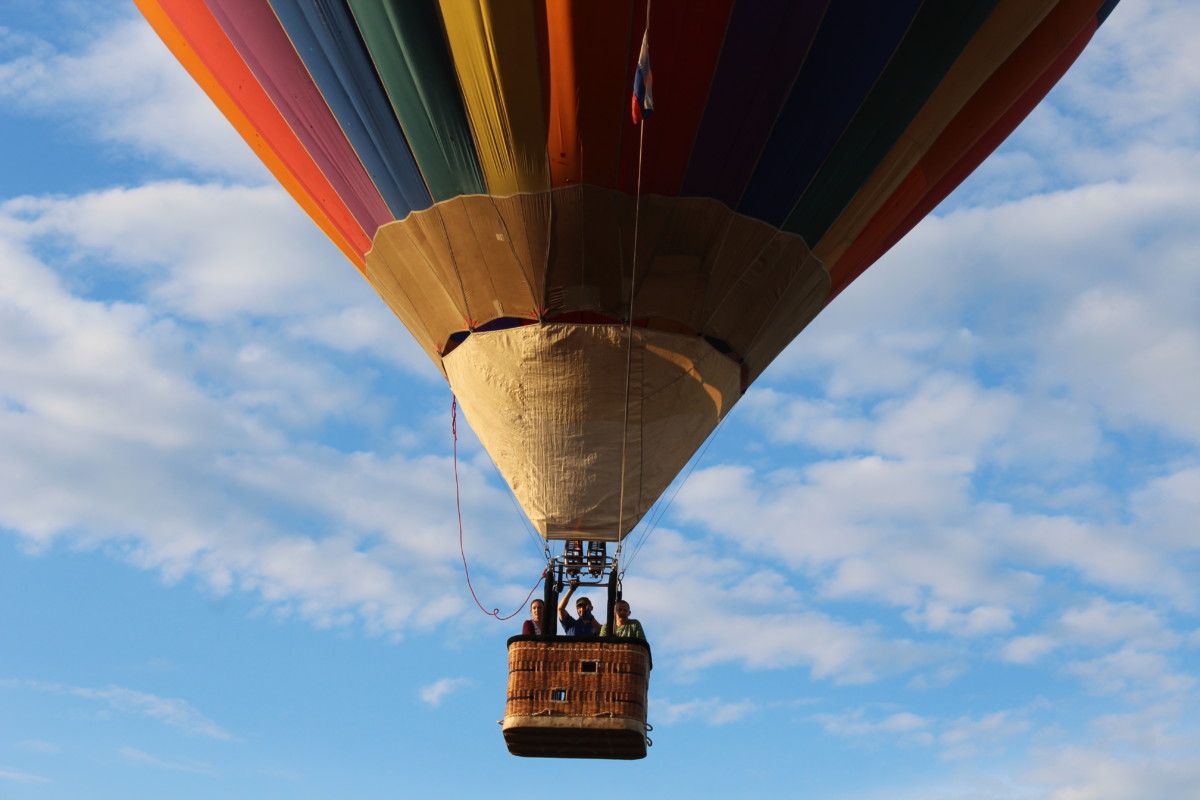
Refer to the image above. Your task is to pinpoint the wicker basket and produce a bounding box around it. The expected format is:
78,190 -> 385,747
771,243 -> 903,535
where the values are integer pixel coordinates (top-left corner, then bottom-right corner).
502,635 -> 651,759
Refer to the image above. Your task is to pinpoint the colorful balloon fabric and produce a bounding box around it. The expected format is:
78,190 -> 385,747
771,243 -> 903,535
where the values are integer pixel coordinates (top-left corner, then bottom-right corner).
137,0 -> 1120,540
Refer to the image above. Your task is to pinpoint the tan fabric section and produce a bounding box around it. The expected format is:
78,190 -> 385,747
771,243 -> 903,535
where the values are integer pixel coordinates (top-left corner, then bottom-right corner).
443,324 -> 740,540
491,193 -> 548,297
366,188 -> 830,383
708,234 -> 830,383
367,190 -> 829,540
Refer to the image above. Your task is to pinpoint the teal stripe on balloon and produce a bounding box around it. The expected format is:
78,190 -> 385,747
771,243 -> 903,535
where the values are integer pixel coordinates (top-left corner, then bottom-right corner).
267,0 -> 433,216
347,0 -> 485,203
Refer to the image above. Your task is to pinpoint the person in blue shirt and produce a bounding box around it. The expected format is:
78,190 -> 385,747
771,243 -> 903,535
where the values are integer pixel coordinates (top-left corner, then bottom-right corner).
558,578 -> 601,636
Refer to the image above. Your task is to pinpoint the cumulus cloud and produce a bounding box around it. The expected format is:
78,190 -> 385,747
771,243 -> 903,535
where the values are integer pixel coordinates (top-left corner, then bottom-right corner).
118,747 -> 216,776
811,708 -> 932,740
418,678 -> 472,707
904,602 -> 1015,638
811,705 -> 1035,761
652,696 -> 759,726
0,768 -> 52,784
1028,745 -> 1200,800
1001,598 -> 1181,666
1,13 -> 1198,799
622,529 -> 939,684
5,183 -> 364,323
0,13 -> 263,178
1065,648 -> 1195,701
0,183 -> 540,637
1,680 -> 230,740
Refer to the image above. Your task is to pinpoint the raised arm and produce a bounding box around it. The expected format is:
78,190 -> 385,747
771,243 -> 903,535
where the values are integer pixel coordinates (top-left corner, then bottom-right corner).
558,579 -> 578,623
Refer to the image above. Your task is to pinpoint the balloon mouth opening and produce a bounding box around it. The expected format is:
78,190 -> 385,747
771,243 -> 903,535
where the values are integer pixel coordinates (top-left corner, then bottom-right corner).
439,315 -> 742,367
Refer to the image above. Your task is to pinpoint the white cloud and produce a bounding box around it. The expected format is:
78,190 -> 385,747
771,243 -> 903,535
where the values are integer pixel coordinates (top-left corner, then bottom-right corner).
672,460 -> 1039,615
289,304 -> 433,375
1089,703 -> 1194,752
1057,599 -> 1180,650
0,190 -> 543,636
652,696 -> 758,726
1005,515 -> 1193,607
1065,648 -> 1195,701
622,530 -> 939,684
5,182 -> 363,323
872,373 -> 1019,462
812,706 -> 1034,761
0,768 -> 52,784
939,710 -> 1032,761
0,15 -> 264,178
1,680 -> 230,740
1028,745 -> 1200,800
1128,466 -> 1200,551
904,602 -> 1015,638
812,708 -> 932,739
118,747 -> 216,776
1001,598 -> 1181,665
1048,287 -> 1200,443
418,677 -> 472,707
1002,635 -> 1059,666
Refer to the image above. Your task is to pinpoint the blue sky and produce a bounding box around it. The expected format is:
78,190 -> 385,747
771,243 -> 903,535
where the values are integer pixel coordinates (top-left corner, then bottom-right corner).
2,2 -> 1200,798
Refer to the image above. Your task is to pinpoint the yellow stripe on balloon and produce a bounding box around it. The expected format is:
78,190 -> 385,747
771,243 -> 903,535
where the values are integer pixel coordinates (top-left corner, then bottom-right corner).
437,0 -> 550,197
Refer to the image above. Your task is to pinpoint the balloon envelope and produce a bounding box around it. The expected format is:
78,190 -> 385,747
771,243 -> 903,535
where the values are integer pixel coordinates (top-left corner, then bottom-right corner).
136,0 -> 1120,540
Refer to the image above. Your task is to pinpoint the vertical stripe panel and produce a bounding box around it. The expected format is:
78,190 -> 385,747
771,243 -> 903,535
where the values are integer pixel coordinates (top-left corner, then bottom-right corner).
345,0 -> 486,202
133,0 -> 369,267
544,0 -> 634,188
266,0 -> 433,216
811,0 -> 1062,267
615,0 -> 737,197
736,0 -> 923,227
828,1 -> 1107,297
437,0 -> 550,196
680,0 -> 828,209
203,0 -> 394,235
783,0 -> 1001,243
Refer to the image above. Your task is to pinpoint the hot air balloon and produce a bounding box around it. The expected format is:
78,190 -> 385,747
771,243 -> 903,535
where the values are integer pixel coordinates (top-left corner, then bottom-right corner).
135,0 -> 1121,759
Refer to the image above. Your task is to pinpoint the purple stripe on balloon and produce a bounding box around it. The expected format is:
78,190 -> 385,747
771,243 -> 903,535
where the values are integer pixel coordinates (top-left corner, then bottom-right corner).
679,0 -> 828,210
203,0 -> 394,234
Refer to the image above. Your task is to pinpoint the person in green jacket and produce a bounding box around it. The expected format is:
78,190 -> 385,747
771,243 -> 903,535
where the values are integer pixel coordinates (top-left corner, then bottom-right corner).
600,599 -> 645,639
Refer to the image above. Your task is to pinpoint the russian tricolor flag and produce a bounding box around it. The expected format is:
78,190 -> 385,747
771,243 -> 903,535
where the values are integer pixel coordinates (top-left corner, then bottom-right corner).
631,31 -> 654,124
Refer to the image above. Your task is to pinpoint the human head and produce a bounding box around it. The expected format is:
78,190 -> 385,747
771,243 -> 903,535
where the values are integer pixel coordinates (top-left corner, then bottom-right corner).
531,598 -> 544,615
575,596 -> 593,615
614,600 -> 630,618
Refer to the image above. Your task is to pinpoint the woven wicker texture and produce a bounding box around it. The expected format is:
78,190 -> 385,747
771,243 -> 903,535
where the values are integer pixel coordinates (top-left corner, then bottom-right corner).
502,638 -> 650,759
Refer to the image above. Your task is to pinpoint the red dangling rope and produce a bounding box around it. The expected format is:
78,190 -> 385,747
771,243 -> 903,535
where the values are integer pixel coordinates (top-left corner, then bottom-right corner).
452,395 -> 544,620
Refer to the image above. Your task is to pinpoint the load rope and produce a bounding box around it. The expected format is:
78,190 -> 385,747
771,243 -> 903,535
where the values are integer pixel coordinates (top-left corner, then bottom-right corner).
452,395 -> 546,620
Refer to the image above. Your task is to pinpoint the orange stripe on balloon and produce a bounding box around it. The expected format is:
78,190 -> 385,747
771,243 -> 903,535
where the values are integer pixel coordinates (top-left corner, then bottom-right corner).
543,0 -> 633,188
133,0 -> 370,271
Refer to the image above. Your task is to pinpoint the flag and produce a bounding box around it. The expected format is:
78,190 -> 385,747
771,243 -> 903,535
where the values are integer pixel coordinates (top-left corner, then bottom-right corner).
631,30 -> 654,124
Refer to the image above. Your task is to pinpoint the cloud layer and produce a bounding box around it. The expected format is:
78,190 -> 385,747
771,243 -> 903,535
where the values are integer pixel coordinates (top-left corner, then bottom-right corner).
2,4 -> 1199,799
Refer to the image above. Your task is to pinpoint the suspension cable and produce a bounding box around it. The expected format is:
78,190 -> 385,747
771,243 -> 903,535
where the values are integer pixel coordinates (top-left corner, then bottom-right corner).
616,3 -> 652,550
621,409 -> 733,577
